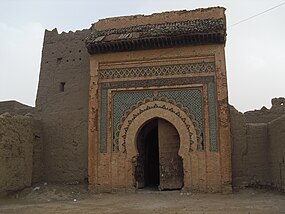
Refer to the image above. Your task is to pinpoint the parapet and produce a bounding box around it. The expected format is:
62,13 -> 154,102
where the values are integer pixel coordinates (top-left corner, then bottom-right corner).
43,28 -> 91,44
271,97 -> 285,110
0,100 -> 33,115
86,7 -> 226,54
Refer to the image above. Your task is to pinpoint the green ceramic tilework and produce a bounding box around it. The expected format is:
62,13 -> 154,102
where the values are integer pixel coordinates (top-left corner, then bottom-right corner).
208,82 -> 219,151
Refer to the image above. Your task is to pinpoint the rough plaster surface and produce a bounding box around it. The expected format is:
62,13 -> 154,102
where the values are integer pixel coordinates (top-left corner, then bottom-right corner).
0,101 -> 33,115
244,97 -> 285,123
0,115 -> 34,195
230,105 -> 247,187
244,123 -> 270,186
230,100 -> 285,192
32,119 -> 44,183
35,28 -> 91,182
268,115 -> 285,191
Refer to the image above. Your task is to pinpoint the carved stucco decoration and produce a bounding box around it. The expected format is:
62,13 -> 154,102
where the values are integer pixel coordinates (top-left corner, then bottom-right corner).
115,96 -> 202,155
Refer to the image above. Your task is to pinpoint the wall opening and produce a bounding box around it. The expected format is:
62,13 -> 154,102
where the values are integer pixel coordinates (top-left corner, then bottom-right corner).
57,57 -> 62,64
59,82 -> 65,92
136,119 -> 160,189
135,118 -> 184,190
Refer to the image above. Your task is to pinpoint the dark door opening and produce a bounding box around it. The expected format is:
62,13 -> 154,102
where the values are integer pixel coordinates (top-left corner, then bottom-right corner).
144,121 -> 159,187
135,118 -> 184,190
136,119 -> 159,189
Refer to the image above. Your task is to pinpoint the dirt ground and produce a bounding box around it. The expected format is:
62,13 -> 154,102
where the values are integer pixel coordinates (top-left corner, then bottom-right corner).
0,184 -> 284,214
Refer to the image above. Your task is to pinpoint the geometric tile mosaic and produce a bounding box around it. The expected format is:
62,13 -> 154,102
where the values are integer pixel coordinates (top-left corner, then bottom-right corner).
116,96 -> 202,153
100,62 -> 215,79
112,88 -> 204,152
112,91 -> 153,142
100,88 -> 108,153
158,89 -> 203,130
208,82 -> 219,152
98,64 -> 218,153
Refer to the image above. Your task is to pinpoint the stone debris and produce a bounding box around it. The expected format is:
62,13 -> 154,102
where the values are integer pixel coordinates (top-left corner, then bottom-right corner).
33,187 -> 40,191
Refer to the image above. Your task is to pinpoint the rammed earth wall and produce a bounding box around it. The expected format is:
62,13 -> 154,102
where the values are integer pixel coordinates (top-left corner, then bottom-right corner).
0,115 -> 34,195
35,28 -> 91,182
230,99 -> 285,192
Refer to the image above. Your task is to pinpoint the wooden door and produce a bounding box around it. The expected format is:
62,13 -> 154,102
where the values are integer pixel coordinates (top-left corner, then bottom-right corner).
158,119 -> 183,190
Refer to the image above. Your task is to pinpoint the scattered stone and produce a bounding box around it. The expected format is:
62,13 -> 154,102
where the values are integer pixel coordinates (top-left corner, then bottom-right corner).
24,113 -> 33,117
33,187 -> 40,191
0,112 -> 11,118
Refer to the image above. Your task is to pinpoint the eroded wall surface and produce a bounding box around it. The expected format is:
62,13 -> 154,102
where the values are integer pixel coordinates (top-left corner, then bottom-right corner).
244,98 -> 285,123
32,119 -> 44,183
230,106 -> 247,187
268,115 -> 285,191
0,101 -> 33,115
230,98 -> 285,191
35,28 -> 91,182
0,115 -> 34,195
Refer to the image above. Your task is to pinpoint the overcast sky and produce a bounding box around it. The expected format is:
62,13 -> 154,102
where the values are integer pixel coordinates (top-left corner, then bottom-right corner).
0,0 -> 284,112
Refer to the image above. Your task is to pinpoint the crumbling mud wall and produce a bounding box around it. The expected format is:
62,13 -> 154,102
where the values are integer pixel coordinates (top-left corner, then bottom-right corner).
0,101 -> 33,115
244,123 -> 270,186
230,107 -> 270,187
32,119 -> 44,183
0,114 -> 34,195
244,97 -> 285,123
230,106 -> 247,187
35,28 -> 91,182
268,115 -> 285,192
230,97 -> 285,191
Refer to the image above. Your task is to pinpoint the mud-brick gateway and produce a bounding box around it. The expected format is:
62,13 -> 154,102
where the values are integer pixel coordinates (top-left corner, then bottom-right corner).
1,7 -> 284,196
85,7 -> 232,193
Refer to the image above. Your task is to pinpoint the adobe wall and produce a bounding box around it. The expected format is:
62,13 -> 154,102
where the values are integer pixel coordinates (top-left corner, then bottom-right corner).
244,123 -> 270,186
230,107 -> 270,187
0,100 -> 33,115
0,114 -> 34,196
35,28 -> 91,182
268,115 -> 285,191
230,98 -> 285,191
244,97 -> 285,123
230,106 -> 247,187
32,119 -> 44,183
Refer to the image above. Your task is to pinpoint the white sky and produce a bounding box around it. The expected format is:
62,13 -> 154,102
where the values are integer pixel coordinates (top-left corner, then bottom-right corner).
0,0 -> 284,112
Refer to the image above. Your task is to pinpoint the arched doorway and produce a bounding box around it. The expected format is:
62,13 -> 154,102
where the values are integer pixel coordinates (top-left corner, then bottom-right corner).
135,118 -> 184,190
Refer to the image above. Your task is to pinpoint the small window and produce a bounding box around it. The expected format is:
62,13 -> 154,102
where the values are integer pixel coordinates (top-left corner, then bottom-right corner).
57,57 -> 62,64
60,82 -> 65,92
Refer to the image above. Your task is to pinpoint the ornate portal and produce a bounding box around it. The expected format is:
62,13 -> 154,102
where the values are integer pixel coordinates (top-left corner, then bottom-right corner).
86,7 -> 232,193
